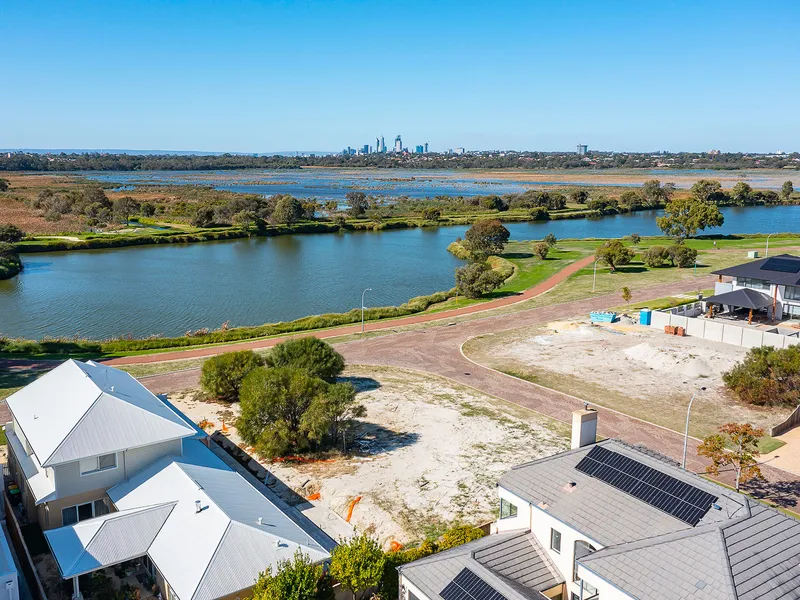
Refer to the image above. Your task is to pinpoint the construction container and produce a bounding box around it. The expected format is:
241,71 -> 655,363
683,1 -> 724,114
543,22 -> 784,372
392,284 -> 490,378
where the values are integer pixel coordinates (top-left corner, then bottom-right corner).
590,311 -> 617,323
747,250 -> 759,259
639,309 -> 652,325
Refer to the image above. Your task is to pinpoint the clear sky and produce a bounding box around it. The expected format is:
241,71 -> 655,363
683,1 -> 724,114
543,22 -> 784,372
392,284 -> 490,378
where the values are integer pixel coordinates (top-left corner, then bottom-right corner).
2,0 -> 798,153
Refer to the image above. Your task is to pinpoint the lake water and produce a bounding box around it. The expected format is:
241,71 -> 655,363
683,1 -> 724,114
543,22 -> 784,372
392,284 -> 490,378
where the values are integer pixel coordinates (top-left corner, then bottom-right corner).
1,205 -> 798,340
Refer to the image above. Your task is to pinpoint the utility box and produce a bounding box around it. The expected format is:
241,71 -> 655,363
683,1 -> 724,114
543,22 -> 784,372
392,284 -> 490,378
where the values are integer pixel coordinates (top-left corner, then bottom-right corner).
747,250 -> 759,259
639,309 -> 652,325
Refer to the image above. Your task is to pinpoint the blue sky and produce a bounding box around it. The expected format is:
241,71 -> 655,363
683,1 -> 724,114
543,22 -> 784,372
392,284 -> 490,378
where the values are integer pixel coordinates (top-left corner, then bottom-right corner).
2,0 -> 798,153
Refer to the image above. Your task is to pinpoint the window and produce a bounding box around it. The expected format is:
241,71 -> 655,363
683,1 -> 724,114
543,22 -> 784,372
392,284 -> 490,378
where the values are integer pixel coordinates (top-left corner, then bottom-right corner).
499,498 -> 518,519
571,594 -> 580,600
550,528 -> 562,553
573,540 -> 597,582
737,277 -> 769,290
62,499 -> 109,526
786,286 -> 800,301
80,453 -> 117,475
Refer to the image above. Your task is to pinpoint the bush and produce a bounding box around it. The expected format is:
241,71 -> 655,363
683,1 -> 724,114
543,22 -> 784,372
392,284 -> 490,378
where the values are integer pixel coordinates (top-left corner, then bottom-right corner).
528,207 -> 550,221
0,243 -> 22,280
455,262 -> 505,299
421,207 -> 441,221
437,525 -> 484,550
643,246 -> 670,268
265,337 -> 345,382
630,232 -> 641,244
0,224 -> 24,243
533,242 -> 549,260
199,350 -> 264,402
723,346 -> 800,407
595,239 -> 634,271
668,244 -> 698,268
329,533 -> 385,600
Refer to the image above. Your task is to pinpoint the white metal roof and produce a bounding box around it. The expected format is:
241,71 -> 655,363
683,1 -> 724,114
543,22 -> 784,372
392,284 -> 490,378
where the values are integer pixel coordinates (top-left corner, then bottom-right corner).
44,504 -> 176,579
6,360 -> 196,466
108,439 -> 331,600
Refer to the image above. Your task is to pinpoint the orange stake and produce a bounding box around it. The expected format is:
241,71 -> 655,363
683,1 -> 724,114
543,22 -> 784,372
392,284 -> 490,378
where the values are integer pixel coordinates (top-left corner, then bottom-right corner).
345,496 -> 362,523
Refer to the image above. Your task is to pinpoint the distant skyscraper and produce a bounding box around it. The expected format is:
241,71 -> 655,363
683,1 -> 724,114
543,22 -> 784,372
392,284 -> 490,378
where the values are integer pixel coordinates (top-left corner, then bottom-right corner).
424,142 -> 429,153
395,135 -> 402,153
455,147 -> 465,155
380,136 -> 386,153
362,144 -> 369,154
375,137 -> 380,153
577,144 -> 588,155
415,145 -> 424,154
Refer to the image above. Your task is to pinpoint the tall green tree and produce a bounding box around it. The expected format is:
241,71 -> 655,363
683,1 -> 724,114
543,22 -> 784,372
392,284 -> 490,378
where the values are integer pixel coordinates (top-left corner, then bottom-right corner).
301,382 -> 365,450
273,196 -> 304,225
640,179 -> 674,207
266,337 -> 345,382
455,262 -> 505,298
200,350 -> 264,402
782,181 -> 794,202
463,219 -> 510,259
251,550 -> 333,600
731,182 -> 753,204
113,196 -> 140,226
329,533 -> 385,600
345,191 -> 369,217
690,179 -> 725,203
595,239 -> 635,271
656,196 -> 724,239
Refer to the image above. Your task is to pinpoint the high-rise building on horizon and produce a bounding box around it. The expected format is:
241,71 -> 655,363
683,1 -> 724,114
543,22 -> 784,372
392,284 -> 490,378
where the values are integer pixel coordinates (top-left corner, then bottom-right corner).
577,144 -> 588,155
394,135 -> 402,153
375,137 -> 380,153
415,145 -> 424,154
424,142 -> 429,153
380,136 -> 386,153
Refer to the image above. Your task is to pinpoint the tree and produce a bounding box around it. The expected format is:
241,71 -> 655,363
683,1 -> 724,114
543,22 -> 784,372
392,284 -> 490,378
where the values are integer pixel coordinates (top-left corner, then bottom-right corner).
200,350 -> 264,402
595,239 -> 634,271
722,345 -> 800,407
618,190 -> 642,210
345,192 -> 369,218
533,242 -> 549,260
113,196 -> 140,226
273,196 -> 304,225
191,205 -> 215,227
140,202 -> 157,217
569,189 -> 589,204
621,286 -> 632,304
690,179 -> 725,203
301,382 -> 365,450
463,219 -> 510,259
455,262 -> 505,298
0,242 -> 23,280
782,181 -> 794,202
698,423 -> 765,492
629,232 -> 641,244
0,178 -> 9,192
640,179 -> 674,207
266,337 -> 345,382
421,207 -> 441,221
668,244 -> 698,268
528,207 -> 550,221
656,196 -> 724,239
251,550 -> 333,600
544,233 -> 557,247
238,367 -> 330,458
0,224 -> 24,243
643,246 -> 670,268
233,210 -> 257,235
731,182 -> 753,205
329,533 -> 385,600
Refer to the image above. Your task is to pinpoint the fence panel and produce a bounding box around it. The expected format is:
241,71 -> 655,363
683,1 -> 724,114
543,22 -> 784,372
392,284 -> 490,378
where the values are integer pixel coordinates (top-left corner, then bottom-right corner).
3,493 -> 46,600
772,405 -> 800,437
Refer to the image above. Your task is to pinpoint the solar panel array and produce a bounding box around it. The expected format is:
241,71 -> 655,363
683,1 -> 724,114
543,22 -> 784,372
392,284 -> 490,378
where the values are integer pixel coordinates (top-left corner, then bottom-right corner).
762,257 -> 800,274
575,445 -> 717,526
440,568 -> 509,600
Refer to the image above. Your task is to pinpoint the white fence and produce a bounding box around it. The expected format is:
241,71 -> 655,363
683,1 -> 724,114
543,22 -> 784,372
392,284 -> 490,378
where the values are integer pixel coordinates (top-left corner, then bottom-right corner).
649,308 -> 800,350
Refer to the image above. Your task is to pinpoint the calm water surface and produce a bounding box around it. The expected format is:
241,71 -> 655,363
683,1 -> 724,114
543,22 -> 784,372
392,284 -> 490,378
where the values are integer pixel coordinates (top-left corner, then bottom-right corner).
1,205 -> 798,340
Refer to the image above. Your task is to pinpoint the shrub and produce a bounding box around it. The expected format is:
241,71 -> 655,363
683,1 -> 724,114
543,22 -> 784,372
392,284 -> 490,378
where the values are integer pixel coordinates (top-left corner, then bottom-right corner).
199,350 -> 264,402
191,205 -> 215,227
0,243 -> 22,280
329,534 -> 385,600
533,242 -> 549,260
595,239 -> 634,271
0,224 -> 24,243
643,246 -> 670,268
528,207 -> 550,221
668,244 -> 698,268
455,262 -> 505,299
723,346 -> 800,407
437,525 -> 484,551
629,232 -> 641,244
421,207 -> 441,221
265,337 -> 345,382
251,549 -> 333,600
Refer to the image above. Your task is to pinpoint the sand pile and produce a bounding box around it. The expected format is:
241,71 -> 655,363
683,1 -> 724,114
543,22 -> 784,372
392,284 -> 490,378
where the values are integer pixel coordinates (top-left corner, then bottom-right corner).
623,342 -> 714,379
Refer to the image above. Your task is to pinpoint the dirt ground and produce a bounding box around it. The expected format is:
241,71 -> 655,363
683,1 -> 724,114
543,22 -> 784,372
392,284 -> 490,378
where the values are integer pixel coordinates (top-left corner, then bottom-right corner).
467,319 -> 791,440
165,365 -> 569,546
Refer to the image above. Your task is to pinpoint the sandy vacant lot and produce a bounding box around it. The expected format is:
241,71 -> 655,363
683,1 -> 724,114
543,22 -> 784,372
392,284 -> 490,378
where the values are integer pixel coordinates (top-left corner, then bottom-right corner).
465,319 -> 792,440
167,365 -> 568,546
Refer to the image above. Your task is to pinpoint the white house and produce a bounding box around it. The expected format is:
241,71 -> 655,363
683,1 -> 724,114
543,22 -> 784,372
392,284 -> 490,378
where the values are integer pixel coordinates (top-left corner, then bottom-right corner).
707,254 -> 800,321
398,409 -> 800,600
5,360 -> 333,600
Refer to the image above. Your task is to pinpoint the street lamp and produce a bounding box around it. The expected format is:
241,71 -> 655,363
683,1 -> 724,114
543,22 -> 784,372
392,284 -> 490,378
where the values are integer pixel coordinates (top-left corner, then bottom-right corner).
682,386 -> 706,469
592,259 -> 599,292
361,288 -> 372,334
766,233 -> 774,258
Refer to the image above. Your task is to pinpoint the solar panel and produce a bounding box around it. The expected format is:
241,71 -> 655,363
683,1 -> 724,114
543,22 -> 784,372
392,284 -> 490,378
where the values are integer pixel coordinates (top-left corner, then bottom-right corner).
575,446 -> 717,526
440,568 -> 508,600
762,257 -> 800,274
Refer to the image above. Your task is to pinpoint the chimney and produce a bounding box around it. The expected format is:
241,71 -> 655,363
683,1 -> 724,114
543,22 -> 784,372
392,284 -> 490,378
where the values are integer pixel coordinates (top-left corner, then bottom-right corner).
195,500 -> 202,513
571,407 -> 598,449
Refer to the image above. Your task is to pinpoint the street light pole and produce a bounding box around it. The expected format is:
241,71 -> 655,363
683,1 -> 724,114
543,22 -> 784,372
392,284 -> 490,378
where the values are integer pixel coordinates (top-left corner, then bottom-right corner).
682,386 -> 706,469
766,233 -> 774,257
361,288 -> 372,334
592,259 -> 599,292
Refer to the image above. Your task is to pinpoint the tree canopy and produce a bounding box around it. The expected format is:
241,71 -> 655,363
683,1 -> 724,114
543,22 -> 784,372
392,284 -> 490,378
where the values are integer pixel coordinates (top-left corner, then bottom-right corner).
723,345 -> 800,407
595,239 -> 635,271
698,423 -> 764,492
455,261 -> 505,298
265,337 -> 345,382
462,219 -> 510,259
656,196 -> 724,239
329,533 -> 385,600
250,550 -> 333,600
200,350 -> 264,402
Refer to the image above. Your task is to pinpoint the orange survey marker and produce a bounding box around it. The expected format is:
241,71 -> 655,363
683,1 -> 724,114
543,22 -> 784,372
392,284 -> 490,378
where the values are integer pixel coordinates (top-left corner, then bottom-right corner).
221,420 -> 230,435
307,492 -> 321,501
346,496 -> 362,523
389,540 -> 404,552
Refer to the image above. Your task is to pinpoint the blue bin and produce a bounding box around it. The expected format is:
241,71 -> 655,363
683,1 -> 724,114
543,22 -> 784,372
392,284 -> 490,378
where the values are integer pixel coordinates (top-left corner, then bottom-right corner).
639,309 -> 652,326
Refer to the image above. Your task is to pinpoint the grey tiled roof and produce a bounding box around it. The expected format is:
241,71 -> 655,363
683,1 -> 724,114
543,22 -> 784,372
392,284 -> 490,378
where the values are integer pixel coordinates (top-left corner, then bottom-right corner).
713,254 -> 800,286
399,531 -> 555,600
499,439 -> 748,546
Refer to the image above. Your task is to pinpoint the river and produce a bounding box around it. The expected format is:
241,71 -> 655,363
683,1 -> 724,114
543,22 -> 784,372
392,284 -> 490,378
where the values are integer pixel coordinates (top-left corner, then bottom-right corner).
1,205 -> 798,340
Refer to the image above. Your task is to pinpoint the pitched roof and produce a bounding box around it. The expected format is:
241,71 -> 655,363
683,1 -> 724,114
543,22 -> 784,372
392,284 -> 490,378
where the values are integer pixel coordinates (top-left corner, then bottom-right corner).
44,504 -> 176,579
713,254 -> 800,286
704,287 -> 773,309
498,440 -> 748,547
399,531 -> 561,600
6,360 -> 197,466
107,439 -> 331,600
